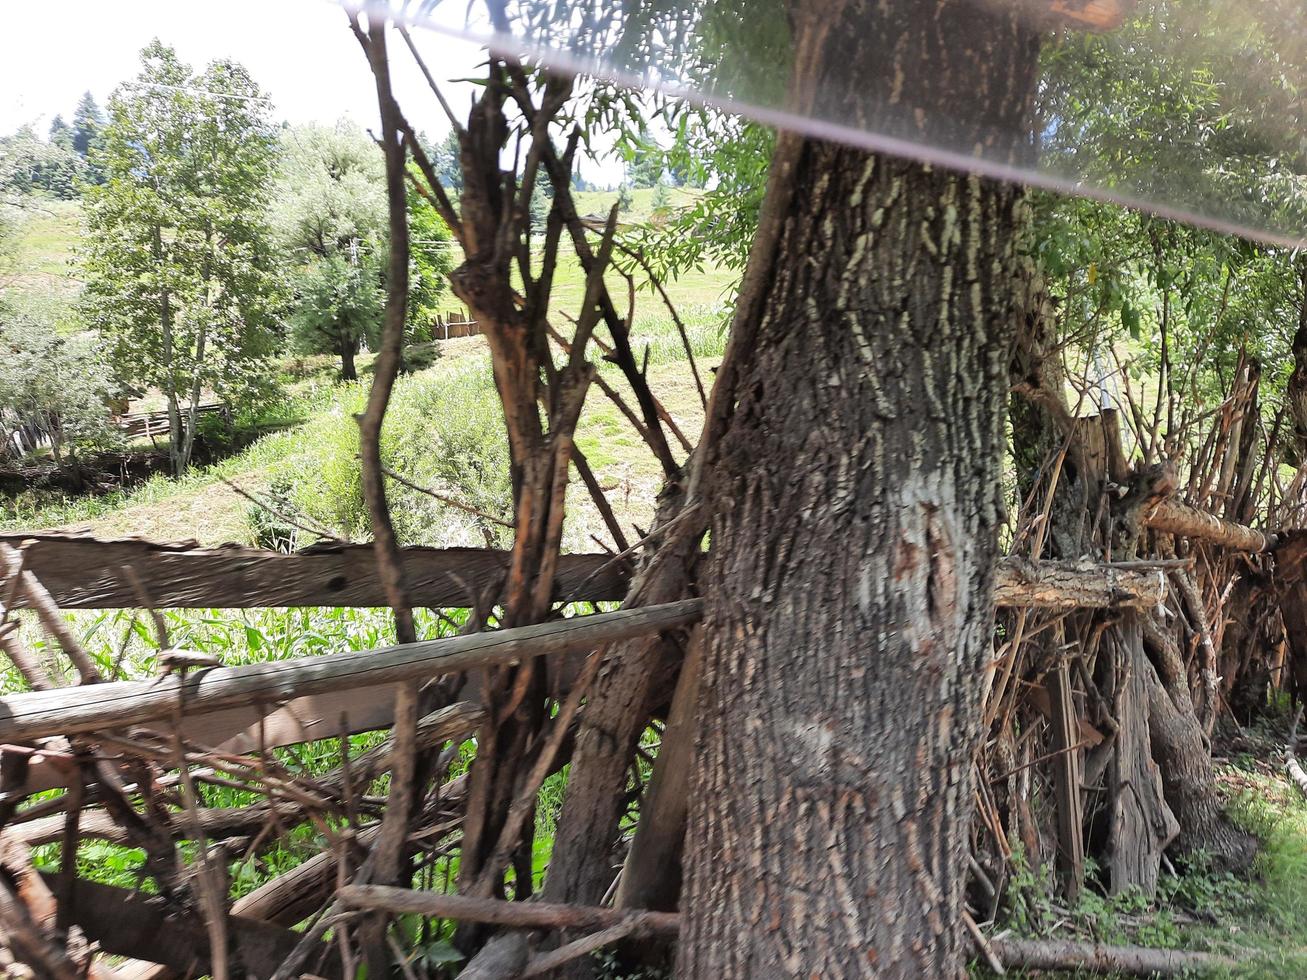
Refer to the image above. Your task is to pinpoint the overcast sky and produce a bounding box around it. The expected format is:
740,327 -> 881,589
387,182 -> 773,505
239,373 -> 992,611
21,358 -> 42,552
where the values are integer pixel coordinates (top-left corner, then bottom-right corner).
1,0 -> 623,183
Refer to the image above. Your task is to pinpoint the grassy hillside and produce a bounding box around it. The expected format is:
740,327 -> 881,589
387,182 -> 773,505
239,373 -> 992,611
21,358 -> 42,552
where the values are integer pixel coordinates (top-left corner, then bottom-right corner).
2,199 -> 82,309
2,312 -> 721,550
571,184 -> 701,219
0,185 -> 734,551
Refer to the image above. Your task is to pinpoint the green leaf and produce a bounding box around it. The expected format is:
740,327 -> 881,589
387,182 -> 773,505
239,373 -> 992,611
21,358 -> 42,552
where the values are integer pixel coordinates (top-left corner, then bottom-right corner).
1121,304 -> 1142,340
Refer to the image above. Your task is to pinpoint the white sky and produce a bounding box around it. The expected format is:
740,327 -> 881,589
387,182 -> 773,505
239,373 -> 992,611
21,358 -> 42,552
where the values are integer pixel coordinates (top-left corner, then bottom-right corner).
1,0 -> 623,184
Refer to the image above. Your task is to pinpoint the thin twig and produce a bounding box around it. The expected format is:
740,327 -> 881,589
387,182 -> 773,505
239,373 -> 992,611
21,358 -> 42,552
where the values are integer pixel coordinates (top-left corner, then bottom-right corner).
219,477 -> 345,544
562,503 -> 702,608
963,909 -> 1006,976
572,446 -> 631,553
352,17 -> 422,976
381,465 -> 513,529
397,25 -> 465,135
614,240 -> 707,409
521,913 -> 667,977
2,543 -> 103,683
170,722 -> 229,980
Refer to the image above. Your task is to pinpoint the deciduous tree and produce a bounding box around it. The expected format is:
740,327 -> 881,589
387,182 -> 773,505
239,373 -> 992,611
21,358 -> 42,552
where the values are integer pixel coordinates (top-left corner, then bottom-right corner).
82,40 -> 279,476
272,123 -> 451,377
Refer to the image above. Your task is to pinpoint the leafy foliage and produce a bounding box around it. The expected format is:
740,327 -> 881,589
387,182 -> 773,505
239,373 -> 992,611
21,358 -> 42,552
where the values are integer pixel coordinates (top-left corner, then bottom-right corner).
429,128 -> 463,192
407,161 -> 455,333
71,91 -> 105,161
1039,0 -> 1307,241
0,125 -> 84,200
284,250 -> 384,381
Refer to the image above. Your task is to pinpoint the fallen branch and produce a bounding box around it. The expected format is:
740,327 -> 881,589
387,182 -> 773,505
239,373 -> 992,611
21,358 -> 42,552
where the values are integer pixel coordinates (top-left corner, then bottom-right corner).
10,802 -> 303,848
1144,498 -> 1274,552
992,558 -> 1165,610
988,935 -> 1234,976
336,886 -> 680,935
519,911 -> 671,977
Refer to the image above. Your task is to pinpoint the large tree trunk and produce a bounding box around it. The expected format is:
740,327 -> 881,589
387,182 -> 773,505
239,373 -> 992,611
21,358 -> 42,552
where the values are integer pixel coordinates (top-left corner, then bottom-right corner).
679,4 -> 1040,975
340,340 -> 358,382
1141,656 -> 1254,869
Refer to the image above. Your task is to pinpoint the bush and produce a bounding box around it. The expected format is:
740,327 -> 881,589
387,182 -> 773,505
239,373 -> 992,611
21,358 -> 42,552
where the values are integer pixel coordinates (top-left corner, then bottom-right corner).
0,300 -> 119,468
402,341 -> 442,373
285,385 -> 370,539
244,475 -> 305,552
271,361 -> 512,548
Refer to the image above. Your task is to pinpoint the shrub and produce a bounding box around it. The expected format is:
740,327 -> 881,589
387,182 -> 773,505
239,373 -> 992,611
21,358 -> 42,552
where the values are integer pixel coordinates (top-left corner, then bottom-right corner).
0,300 -> 119,469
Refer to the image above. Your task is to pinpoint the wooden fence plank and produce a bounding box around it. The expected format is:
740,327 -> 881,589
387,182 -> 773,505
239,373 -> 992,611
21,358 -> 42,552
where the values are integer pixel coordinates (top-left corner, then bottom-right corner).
1,534 -> 1169,612
0,600 -> 702,742
0,534 -> 627,609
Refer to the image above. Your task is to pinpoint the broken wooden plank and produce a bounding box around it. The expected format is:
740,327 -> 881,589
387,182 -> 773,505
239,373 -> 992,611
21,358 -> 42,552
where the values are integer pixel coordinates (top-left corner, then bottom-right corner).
0,600 -> 702,743
0,533 -> 627,609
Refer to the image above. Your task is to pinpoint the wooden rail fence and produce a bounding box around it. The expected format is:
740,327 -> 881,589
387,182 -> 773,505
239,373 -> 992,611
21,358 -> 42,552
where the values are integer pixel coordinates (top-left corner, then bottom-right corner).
116,403 -> 227,441
0,533 -> 1165,612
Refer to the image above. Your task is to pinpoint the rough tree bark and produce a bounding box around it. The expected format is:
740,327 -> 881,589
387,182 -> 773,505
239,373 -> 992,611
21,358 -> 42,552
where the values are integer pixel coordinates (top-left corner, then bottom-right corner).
679,2 -> 1041,975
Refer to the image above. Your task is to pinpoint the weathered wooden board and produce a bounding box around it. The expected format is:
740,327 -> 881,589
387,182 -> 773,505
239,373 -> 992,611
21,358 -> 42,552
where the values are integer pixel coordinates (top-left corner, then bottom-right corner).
0,600 -> 702,742
0,533 -> 628,609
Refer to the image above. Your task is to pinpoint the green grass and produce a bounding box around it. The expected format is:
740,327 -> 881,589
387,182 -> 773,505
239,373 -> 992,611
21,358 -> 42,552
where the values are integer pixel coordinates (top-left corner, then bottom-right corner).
571,185 -> 703,222
19,601 -> 466,896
